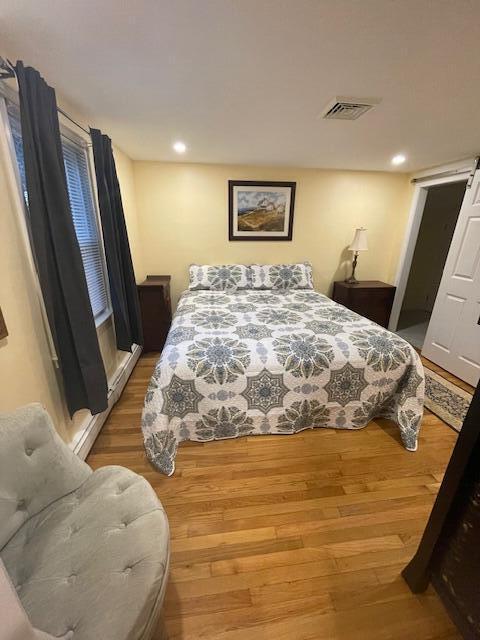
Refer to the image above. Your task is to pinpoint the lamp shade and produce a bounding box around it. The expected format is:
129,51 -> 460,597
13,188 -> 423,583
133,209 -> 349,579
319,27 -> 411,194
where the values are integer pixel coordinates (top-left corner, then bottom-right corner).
349,227 -> 368,252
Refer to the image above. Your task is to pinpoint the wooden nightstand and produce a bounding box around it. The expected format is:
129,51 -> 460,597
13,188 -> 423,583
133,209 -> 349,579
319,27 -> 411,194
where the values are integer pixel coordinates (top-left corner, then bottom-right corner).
137,275 -> 172,352
332,280 -> 396,328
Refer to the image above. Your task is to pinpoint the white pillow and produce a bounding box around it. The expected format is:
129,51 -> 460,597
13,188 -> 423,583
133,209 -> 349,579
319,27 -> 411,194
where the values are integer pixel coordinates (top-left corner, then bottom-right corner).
188,264 -> 251,290
250,262 -> 314,290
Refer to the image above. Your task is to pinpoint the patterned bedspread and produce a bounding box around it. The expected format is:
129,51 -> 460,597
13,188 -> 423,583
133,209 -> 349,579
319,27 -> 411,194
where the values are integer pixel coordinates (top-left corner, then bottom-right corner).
141,289 -> 424,476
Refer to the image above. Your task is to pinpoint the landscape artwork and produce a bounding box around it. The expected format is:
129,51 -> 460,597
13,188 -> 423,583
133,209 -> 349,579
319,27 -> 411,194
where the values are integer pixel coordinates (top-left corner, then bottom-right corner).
229,180 -> 296,241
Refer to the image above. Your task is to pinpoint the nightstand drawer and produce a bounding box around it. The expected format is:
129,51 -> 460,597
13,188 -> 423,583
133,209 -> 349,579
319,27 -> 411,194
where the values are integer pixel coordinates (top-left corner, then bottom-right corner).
332,280 -> 396,328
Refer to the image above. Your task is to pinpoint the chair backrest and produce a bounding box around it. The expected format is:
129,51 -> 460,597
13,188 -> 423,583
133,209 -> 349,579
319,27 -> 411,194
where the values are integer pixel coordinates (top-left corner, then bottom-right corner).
0,404 -> 91,550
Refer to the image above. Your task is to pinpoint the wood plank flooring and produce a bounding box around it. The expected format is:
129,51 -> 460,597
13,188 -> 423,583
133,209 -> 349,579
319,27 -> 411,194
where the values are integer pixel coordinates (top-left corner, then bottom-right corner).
87,353 -> 463,639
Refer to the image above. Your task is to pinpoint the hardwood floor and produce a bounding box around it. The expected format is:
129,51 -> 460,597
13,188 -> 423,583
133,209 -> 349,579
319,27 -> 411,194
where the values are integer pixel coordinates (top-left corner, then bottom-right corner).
87,353 -> 462,640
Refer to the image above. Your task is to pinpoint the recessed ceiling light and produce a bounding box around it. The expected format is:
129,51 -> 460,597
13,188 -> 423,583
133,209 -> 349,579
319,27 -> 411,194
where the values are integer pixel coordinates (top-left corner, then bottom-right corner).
173,141 -> 187,154
391,154 -> 406,166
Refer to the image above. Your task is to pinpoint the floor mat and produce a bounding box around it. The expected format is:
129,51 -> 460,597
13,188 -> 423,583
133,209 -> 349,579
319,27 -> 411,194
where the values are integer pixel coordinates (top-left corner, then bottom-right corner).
424,368 -> 472,431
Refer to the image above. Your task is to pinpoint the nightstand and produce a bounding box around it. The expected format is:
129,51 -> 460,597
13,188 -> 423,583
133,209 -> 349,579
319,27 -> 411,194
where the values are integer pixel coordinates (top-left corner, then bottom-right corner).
137,275 -> 172,352
332,280 -> 396,328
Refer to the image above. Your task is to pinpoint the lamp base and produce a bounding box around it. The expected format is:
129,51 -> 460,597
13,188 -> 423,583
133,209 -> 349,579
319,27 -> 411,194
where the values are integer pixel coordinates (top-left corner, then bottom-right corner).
345,251 -> 359,285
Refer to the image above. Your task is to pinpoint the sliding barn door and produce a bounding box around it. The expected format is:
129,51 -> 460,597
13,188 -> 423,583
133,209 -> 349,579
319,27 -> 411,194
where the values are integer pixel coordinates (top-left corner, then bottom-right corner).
422,166 -> 480,386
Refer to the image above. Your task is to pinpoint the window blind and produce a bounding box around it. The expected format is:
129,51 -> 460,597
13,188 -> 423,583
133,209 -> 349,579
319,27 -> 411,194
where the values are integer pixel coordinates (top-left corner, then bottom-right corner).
7,102 -> 109,321
62,137 -> 109,319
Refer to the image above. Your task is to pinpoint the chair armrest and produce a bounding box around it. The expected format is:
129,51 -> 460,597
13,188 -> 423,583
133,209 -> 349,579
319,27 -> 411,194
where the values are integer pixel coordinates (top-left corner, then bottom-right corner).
0,559 -> 72,640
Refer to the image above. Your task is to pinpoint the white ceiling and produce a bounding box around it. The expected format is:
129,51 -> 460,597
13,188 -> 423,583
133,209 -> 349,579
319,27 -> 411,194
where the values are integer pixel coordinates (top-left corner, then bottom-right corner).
1,0 -> 480,171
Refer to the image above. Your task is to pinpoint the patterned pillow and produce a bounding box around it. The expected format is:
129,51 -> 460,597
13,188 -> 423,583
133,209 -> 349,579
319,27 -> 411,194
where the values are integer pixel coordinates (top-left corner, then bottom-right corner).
188,264 -> 251,290
250,262 -> 314,290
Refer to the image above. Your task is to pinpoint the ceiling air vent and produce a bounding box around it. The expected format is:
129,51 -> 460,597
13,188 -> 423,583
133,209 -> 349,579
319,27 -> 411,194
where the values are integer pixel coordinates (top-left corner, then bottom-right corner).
321,96 -> 381,121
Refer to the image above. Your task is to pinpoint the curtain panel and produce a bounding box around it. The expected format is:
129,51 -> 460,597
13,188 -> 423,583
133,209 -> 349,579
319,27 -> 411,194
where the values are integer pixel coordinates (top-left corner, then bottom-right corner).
15,62 -> 108,416
90,129 -> 143,352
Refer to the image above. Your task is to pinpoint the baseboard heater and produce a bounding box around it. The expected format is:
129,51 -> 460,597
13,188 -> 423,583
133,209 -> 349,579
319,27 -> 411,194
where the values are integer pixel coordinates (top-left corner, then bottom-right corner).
70,344 -> 142,459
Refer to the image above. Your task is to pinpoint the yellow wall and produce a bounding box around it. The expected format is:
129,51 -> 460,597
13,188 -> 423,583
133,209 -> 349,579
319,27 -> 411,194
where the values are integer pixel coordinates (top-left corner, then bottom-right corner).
113,147 -> 146,284
0,117 -> 144,442
133,162 -> 412,306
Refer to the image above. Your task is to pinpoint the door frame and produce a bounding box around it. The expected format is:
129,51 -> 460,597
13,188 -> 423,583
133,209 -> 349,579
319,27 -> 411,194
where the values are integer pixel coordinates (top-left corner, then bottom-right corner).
388,159 -> 476,332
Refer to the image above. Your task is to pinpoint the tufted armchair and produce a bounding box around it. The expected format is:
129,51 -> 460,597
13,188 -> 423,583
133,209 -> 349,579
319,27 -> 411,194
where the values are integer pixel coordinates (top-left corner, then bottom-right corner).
0,404 -> 170,640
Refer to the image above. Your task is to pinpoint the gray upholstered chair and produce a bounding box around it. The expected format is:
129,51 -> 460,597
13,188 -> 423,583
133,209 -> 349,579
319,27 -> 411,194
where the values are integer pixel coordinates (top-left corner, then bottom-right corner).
0,404 -> 170,640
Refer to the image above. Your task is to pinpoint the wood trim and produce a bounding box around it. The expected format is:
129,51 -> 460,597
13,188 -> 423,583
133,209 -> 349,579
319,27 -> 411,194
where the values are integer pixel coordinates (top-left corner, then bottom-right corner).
71,343 -> 142,459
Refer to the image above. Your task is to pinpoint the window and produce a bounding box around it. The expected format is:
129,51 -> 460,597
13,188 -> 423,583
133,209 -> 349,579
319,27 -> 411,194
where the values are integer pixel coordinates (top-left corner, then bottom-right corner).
62,137 -> 110,321
6,102 -> 110,324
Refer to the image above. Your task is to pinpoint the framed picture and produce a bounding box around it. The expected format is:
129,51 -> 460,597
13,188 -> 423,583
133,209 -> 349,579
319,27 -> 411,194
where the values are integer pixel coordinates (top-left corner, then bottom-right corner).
228,180 -> 296,241
0,307 -> 7,340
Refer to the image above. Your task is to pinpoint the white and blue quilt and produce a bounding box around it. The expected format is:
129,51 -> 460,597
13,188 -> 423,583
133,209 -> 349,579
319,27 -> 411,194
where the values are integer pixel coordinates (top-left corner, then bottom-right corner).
142,289 -> 424,476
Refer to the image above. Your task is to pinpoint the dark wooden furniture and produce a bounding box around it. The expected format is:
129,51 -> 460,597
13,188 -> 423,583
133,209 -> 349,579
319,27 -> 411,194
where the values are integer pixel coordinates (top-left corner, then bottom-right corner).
332,280 -> 396,328
403,381 -> 480,639
137,275 -> 172,352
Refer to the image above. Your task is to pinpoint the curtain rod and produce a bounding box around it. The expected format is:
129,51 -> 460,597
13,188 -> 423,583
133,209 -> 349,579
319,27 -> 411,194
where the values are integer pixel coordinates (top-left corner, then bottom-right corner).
0,56 -> 91,137
57,106 -> 90,136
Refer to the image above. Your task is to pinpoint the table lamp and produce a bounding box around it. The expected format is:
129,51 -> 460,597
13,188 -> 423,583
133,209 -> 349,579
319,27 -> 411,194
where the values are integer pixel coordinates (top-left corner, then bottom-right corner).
346,227 -> 368,284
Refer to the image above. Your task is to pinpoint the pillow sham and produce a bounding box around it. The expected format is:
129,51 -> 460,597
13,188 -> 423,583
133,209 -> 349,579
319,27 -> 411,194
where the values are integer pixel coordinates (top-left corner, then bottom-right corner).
189,264 -> 251,291
250,262 -> 314,290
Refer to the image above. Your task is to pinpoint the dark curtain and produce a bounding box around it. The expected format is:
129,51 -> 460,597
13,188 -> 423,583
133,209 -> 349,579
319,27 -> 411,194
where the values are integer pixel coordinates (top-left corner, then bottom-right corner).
90,128 -> 143,351
16,62 -> 108,416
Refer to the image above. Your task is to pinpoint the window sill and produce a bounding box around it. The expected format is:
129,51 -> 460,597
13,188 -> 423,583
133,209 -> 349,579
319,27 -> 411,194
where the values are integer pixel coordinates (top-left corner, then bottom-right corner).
95,307 -> 113,329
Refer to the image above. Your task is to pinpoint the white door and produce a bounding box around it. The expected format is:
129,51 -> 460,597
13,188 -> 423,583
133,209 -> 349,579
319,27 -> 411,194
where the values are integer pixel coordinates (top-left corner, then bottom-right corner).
422,165 -> 480,386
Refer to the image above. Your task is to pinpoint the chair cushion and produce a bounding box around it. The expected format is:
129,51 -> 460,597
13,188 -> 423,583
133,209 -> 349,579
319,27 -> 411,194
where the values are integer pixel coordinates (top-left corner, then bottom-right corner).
0,404 -> 91,550
1,466 -> 169,640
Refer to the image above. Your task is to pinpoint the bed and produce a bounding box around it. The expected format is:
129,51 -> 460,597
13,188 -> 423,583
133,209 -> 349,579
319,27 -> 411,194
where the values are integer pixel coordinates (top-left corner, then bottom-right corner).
141,263 -> 424,476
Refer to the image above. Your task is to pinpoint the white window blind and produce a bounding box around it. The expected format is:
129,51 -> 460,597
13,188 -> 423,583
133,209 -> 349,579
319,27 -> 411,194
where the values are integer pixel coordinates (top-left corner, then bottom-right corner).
62,137 -> 109,320
6,102 -> 110,322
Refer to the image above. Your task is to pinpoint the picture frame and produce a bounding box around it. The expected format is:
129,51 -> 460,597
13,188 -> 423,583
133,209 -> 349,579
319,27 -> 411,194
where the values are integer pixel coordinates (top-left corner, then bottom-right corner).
0,307 -> 7,340
228,180 -> 296,241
